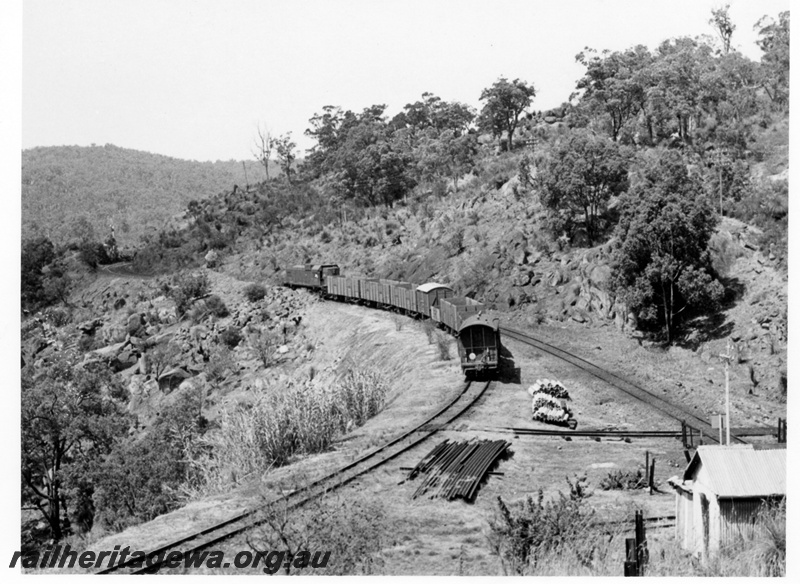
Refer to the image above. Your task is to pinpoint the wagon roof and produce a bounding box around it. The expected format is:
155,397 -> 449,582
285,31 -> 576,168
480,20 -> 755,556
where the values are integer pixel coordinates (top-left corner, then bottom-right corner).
459,315 -> 499,332
683,445 -> 786,498
416,282 -> 453,294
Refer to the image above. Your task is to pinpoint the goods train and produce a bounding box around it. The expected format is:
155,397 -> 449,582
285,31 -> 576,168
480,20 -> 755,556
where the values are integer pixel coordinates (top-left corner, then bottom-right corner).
283,264 -> 500,377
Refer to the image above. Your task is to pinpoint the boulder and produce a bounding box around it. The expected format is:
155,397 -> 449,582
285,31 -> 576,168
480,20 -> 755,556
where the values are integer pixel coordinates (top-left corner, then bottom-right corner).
158,367 -> 192,393
76,318 -> 103,335
112,349 -> 139,372
92,341 -> 127,360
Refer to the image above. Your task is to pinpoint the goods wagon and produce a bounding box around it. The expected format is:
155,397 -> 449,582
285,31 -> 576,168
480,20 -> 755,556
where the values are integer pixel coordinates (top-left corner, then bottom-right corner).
416,283 -> 453,318
439,296 -> 483,334
281,263 -> 500,378
392,282 -> 418,314
378,279 -> 398,306
360,278 -> 380,303
284,264 -> 340,290
327,275 -> 361,299
458,315 -> 500,375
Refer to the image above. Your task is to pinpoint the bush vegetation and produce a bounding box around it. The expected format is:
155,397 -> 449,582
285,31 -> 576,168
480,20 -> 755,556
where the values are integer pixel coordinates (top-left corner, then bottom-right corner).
242,283 -> 267,302
486,475 -> 600,575
167,272 -> 209,316
205,295 -> 229,318
249,485 -> 387,575
185,369 -> 388,494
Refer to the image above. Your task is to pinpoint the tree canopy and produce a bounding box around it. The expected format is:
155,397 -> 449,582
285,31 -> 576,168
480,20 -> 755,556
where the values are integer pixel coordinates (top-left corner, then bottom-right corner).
21,357 -> 129,539
536,130 -> 629,244
478,78 -> 536,152
611,151 -> 724,343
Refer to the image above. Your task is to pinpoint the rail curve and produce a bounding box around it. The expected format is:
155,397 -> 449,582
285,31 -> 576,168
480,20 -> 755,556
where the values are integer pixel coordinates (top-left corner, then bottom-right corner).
500,325 -> 745,445
98,380 -> 492,574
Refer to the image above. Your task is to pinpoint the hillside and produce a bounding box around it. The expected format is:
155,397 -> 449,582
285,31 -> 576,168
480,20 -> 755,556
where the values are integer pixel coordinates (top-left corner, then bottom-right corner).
20,11 -> 789,574
21,144 -> 275,247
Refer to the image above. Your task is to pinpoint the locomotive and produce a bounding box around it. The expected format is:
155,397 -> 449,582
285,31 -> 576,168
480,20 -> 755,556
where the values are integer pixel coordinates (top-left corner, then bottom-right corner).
282,264 -> 500,376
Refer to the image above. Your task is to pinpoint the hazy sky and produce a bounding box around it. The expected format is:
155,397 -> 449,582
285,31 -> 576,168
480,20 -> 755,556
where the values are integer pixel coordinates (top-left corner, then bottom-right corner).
22,0 -> 790,161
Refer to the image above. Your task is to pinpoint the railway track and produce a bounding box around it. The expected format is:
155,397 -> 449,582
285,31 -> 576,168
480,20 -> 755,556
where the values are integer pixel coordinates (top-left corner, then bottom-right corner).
98,380 -> 493,574
500,326 -> 746,445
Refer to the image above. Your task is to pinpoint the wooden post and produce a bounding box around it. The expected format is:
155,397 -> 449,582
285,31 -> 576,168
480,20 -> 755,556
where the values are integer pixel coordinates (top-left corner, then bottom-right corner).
624,538 -> 638,576
720,340 -> 734,446
635,510 -> 649,574
777,418 -> 787,443
649,458 -> 656,495
645,451 -> 649,485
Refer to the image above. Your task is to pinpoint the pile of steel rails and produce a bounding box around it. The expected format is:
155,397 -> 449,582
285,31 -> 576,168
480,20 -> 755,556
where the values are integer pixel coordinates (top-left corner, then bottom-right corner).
407,439 -> 510,500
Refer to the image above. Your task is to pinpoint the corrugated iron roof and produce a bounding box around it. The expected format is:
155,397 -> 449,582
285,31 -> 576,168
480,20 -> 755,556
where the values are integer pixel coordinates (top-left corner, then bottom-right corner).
684,445 -> 786,498
416,282 -> 453,294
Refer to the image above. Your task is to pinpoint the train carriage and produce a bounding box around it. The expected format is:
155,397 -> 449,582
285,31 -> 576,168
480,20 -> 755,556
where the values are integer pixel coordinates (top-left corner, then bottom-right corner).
377,279 -> 398,306
458,315 -> 500,375
391,282 -> 418,314
415,283 -> 453,318
439,296 -> 483,334
285,263 -> 500,378
360,278 -> 380,304
327,274 -> 361,300
284,264 -> 340,290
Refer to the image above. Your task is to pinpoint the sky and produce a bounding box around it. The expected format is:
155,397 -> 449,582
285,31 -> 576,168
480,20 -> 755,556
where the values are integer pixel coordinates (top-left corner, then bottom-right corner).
21,0 -> 790,162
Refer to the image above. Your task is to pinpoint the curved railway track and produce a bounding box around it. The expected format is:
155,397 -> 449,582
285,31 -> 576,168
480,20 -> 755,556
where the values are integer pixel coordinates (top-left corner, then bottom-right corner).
500,325 -> 745,445
98,380 -> 492,574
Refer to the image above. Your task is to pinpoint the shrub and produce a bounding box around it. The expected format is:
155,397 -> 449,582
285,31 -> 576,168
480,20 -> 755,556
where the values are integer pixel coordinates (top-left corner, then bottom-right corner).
242,283 -> 267,302
599,468 -> 647,490
249,487 -> 387,575
391,314 -> 405,331
205,295 -> 229,317
422,320 -> 436,344
486,475 -> 595,575
219,326 -> 242,348
45,306 -> 72,327
206,346 -> 235,383
169,272 -> 210,316
93,386 -> 207,532
435,331 -> 451,360
249,327 -> 279,368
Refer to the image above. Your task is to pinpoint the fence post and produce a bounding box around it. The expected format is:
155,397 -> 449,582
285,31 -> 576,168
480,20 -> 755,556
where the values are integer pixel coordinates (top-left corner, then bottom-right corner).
635,510 -> 649,575
624,538 -> 638,576
649,458 -> 656,495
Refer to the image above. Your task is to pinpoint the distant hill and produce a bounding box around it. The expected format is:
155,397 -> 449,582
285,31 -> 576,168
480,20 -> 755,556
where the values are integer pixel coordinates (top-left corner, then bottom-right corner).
21,144 -> 274,247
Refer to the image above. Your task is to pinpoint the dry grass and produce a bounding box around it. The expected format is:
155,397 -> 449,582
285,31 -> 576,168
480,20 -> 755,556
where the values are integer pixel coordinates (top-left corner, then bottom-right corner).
435,331 -> 451,360
185,369 -> 389,496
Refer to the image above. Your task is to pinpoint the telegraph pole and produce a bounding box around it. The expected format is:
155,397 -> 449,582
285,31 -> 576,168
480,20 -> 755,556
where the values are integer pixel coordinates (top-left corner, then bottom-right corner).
719,340 -> 735,445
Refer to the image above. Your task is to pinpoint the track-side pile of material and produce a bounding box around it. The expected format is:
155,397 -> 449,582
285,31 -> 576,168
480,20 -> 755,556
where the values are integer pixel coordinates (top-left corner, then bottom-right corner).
407,439 -> 510,500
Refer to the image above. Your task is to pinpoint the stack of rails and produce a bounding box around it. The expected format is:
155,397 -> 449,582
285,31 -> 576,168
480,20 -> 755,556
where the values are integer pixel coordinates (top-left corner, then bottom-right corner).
408,439 -> 510,500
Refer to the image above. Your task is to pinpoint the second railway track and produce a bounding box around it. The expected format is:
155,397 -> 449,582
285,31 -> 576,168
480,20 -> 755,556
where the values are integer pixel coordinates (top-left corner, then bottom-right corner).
500,325 -> 746,445
98,379 -> 492,574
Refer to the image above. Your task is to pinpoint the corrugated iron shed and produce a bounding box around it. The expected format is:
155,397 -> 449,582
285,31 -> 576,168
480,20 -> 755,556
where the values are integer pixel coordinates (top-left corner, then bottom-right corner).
683,445 -> 786,498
